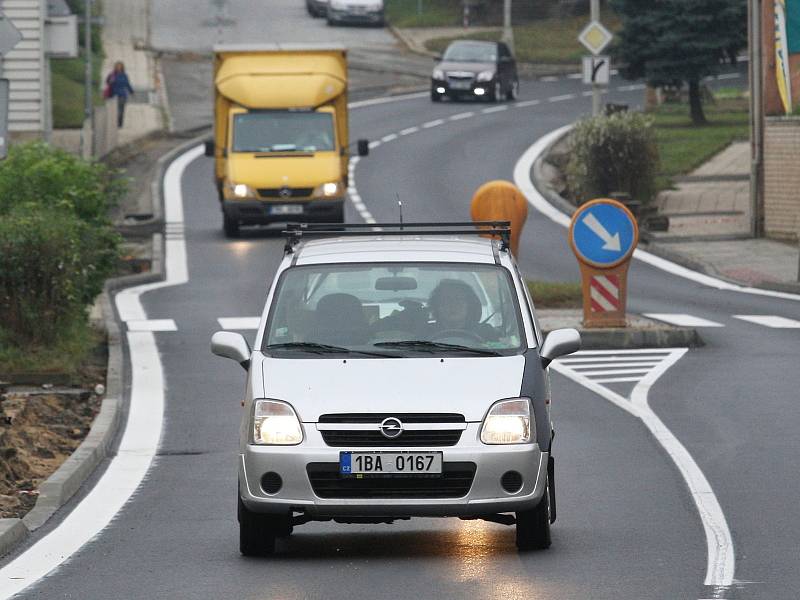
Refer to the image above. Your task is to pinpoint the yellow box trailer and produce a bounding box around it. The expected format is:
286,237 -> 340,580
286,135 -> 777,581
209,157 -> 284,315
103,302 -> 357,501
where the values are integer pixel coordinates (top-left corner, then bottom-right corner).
205,44 -> 368,237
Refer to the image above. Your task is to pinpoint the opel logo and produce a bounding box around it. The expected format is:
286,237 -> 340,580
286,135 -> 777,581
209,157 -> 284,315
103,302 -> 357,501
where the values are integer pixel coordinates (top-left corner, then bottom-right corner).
379,417 -> 403,439
278,186 -> 292,198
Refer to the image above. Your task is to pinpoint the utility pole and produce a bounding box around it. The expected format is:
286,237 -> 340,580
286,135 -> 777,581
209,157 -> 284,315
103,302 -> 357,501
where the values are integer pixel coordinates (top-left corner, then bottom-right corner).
81,0 -> 93,158
590,0 -> 601,116
749,0 -> 763,238
502,0 -> 514,53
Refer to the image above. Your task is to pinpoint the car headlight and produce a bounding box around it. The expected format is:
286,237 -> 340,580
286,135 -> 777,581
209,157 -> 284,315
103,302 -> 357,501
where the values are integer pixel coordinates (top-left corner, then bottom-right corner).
252,400 -> 303,445
432,68 -> 445,80
480,398 -> 533,445
314,181 -> 341,197
229,183 -> 256,198
476,70 -> 495,82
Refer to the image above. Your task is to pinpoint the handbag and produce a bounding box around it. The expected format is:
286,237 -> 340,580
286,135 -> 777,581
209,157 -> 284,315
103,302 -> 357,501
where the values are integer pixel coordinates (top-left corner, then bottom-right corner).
103,84 -> 112,99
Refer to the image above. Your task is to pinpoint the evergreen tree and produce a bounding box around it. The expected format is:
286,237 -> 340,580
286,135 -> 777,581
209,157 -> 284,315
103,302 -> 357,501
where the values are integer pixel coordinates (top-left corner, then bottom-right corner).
610,0 -> 747,124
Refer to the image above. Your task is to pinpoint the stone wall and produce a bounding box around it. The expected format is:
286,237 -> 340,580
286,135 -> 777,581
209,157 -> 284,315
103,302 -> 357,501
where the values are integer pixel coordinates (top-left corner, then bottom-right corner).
764,117 -> 800,241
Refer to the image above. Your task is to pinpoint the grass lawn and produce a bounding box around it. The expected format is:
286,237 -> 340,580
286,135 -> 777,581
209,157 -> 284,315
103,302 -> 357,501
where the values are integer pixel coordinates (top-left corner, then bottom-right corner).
653,96 -> 749,189
526,280 -> 582,309
0,322 -> 100,379
424,8 -> 619,63
385,0 -> 462,27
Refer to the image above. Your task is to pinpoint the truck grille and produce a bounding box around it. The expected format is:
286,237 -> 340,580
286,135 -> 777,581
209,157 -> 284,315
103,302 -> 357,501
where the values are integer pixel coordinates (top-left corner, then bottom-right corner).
318,413 -> 466,447
258,187 -> 314,198
306,462 -> 476,498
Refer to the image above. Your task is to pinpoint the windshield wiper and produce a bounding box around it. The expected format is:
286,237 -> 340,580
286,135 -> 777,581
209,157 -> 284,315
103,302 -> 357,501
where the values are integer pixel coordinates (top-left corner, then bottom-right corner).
373,340 -> 502,356
265,342 -> 394,357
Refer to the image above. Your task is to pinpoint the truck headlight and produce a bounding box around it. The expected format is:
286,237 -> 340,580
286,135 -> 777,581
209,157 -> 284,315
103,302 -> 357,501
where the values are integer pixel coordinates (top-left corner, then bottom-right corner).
476,70 -> 495,82
252,400 -> 303,445
480,398 -> 533,445
314,181 -> 341,197
230,183 -> 256,198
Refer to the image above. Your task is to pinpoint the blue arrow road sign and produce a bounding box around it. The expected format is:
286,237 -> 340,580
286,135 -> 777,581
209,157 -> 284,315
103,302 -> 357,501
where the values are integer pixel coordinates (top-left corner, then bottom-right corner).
571,201 -> 637,267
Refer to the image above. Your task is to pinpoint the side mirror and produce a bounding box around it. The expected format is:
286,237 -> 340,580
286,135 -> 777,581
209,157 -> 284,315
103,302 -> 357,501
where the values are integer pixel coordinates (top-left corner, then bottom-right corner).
540,328 -> 581,368
211,331 -> 251,371
204,140 -> 215,157
357,139 -> 370,157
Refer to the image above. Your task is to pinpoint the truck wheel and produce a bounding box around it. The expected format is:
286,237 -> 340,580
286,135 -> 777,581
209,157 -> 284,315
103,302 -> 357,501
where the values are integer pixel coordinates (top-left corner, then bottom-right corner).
515,476 -> 552,551
238,496 -> 291,556
223,213 -> 239,238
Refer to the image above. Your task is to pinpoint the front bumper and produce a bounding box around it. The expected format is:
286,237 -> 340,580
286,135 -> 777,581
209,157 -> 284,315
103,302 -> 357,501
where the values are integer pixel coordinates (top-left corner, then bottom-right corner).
239,423 -> 548,518
328,8 -> 384,23
431,78 -> 493,98
223,198 -> 344,225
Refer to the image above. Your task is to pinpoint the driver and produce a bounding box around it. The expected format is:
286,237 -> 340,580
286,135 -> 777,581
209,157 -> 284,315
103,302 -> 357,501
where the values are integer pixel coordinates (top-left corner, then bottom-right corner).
427,280 -> 496,340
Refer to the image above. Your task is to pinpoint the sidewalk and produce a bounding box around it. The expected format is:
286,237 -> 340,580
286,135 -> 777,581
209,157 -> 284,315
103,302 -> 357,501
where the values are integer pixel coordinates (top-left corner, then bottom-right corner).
101,0 -> 164,146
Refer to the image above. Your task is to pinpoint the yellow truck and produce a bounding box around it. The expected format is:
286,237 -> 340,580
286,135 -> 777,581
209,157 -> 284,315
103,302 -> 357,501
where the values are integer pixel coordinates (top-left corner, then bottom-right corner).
205,44 -> 368,237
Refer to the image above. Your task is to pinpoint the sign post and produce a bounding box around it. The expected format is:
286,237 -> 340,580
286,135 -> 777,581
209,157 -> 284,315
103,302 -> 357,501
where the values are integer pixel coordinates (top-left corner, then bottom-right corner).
578,2 -> 613,117
569,198 -> 638,327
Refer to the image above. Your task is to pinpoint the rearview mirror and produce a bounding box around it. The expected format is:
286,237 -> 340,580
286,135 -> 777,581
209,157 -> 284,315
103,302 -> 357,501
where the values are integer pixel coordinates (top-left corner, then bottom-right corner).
204,140 -> 215,157
357,139 -> 370,157
375,276 -> 418,291
540,328 -> 581,368
211,331 -> 251,371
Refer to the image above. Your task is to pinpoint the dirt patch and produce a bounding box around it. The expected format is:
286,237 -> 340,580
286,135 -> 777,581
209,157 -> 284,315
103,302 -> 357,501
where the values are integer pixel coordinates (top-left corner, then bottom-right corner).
0,389 -> 101,519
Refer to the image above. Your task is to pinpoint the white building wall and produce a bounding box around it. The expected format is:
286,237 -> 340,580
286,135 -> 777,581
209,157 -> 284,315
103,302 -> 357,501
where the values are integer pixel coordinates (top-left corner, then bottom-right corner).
2,0 -> 45,134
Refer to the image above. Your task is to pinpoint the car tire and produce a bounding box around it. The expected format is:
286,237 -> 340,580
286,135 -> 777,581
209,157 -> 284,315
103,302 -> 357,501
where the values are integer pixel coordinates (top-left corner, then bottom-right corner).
490,81 -> 502,103
238,496 -> 293,556
506,79 -> 519,101
223,212 -> 239,238
330,201 -> 345,224
431,90 -> 442,102
515,476 -> 552,551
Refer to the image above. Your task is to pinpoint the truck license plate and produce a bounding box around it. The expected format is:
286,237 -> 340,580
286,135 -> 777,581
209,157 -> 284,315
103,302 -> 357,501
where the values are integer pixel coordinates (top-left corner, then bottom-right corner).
340,452 -> 442,476
270,204 -> 303,215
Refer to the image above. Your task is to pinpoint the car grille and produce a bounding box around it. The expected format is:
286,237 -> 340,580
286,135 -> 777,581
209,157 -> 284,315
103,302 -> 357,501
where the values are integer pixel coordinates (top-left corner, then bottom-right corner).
446,72 -> 474,83
258,187 -> 313,198
306,462 -> 476,499
318,413 -> 466,447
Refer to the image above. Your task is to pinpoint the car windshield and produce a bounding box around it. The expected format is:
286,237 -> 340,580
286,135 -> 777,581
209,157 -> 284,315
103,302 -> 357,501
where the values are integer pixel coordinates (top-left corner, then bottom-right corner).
443,42 -> 497,63
232,111 -> 335,153
263,263 -> 526,357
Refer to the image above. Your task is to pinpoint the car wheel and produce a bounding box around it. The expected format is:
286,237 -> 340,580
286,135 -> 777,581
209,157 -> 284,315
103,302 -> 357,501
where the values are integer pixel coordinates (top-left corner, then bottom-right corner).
515,475 -> 552,551
431,90 -> 442,102
506,79 -> 519,101
491,81 -> 502,103
223,212 -> 239,238
238,496 -> 285,556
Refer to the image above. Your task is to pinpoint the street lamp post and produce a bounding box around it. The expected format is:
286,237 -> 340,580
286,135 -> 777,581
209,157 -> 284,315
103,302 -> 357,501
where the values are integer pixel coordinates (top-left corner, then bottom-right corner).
749,0 -> 764,239
502,0 -> 514,52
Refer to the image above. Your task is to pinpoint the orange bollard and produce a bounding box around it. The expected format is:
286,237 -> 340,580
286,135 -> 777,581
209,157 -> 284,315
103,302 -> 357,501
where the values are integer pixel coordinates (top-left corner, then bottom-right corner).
470,180 -> 528,256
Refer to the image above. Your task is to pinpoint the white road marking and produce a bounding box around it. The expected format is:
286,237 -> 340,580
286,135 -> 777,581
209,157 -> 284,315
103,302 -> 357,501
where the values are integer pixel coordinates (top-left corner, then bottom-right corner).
0,144 -> 204,599
381,133 -> 398,143
549,93 -> 577,102
482,105 -> 508,114
399,126 -> 419,136
540,75 -> 559,82
553,349 -> 735,587
514,99 -> 540,108
368,140 -> 381,150
513,124 -> 800,303
347,90 -> 429,109
422,118 -> 445,128
566,361 -> 660,369
644,313 -> 725,327
581,90 -> 594,96
126,319 -> 177,332
732,315 -> 800,328
617,83 -> 646,91
567,73 -> 582,79
449,111 -> 474,120
716,73 -> 741,80
218,317 -> 260,330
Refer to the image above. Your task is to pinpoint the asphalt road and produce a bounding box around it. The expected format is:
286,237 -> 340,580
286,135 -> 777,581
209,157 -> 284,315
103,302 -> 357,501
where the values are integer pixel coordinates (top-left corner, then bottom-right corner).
2,4 -> 800,600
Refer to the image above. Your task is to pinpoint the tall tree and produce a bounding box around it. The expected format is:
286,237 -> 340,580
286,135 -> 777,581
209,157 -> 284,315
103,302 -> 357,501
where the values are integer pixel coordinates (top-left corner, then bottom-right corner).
610,0 -> 747,124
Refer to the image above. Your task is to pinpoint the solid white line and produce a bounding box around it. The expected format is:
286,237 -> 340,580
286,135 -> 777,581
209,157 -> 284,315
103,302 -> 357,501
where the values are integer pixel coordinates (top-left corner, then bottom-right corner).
449,111 -> 474,120
568,361 -> 660,369
580,367 -> 654,377
126,319 -> 177,332
732,315 -> 800,328
514,99 -> 540,108
482,105 -> 508,114
218,317 -> 260,330
0,144 -> 203,599
399,126 -> 419,136
549,94 -> 576,102
512,125 -> 800,303
591,376 -> 647,383
644,313 -> 725,328
422,118 -> 445,128
347,90 -> 429,109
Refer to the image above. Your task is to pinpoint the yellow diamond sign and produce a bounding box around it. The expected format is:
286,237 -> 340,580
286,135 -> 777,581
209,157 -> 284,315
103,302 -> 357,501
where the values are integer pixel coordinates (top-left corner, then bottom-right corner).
578,20 -> 613,56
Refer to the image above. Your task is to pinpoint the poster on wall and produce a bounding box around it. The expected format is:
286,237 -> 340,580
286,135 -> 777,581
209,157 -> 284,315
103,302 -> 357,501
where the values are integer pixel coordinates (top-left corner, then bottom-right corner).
775,0 -> 793,114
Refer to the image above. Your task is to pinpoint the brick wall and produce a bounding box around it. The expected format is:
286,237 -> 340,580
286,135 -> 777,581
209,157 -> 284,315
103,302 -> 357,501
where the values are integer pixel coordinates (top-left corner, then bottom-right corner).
764,118 -> 800,242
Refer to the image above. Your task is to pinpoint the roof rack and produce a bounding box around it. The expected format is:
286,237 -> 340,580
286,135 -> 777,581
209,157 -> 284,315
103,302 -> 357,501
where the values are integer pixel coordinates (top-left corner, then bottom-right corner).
282,221 -> 511,254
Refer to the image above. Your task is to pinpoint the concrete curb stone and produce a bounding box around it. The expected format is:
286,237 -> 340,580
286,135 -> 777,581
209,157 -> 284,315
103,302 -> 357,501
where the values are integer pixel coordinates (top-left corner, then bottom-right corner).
0,133 -> 207,559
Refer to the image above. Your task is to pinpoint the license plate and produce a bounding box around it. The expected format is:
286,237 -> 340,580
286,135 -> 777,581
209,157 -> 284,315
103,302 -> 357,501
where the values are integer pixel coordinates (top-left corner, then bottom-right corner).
449,81 -> 471,90
340,452 -> 442,476
269,204 -> 303,215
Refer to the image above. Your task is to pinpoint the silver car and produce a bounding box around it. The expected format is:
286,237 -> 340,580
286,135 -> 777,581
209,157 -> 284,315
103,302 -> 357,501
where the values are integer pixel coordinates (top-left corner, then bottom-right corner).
326,0 -> 385,26
211,223 -> 581,556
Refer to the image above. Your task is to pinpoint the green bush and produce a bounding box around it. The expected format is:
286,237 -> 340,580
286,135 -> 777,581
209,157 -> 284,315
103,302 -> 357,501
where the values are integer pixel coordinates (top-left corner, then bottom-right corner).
0,208 -> 120,346
0,142 -> 126,224
565,111 -> 660,204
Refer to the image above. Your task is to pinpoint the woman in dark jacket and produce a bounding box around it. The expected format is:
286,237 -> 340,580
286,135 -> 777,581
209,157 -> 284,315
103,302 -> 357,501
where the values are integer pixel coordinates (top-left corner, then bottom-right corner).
106,62 -> 134,127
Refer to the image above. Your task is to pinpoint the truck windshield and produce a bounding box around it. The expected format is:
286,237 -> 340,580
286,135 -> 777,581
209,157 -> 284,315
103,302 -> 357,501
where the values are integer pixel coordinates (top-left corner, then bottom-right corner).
232,112 -> 335,153
263,263 -> 526,357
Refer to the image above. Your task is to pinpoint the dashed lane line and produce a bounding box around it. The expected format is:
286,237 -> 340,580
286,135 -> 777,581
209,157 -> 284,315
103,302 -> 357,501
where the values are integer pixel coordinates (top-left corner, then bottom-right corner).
514,99 -> 540,108
482,105 -> 508,114
399,126 -> 419,136
448,111 -> 474,120
549,93 -> 577,102
422,118 -> 445,128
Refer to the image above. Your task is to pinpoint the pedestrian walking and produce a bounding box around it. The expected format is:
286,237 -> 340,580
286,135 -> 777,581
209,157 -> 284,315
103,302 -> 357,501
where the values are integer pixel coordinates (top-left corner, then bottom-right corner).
105,62 -> 134,128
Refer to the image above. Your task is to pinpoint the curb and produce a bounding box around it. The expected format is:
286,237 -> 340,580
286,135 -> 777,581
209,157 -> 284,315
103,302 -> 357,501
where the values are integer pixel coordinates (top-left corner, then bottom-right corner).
0,133 -> 206,560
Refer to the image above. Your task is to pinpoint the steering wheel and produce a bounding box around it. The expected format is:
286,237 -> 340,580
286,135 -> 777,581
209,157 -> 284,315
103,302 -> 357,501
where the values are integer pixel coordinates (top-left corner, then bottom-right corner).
431,329 -> 485,343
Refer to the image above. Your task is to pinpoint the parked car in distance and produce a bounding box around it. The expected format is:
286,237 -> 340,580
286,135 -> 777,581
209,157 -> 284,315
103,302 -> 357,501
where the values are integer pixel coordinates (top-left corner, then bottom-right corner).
327,0 -> 385,26
431,40 -> 519,102
306,0 -> 329,17
211,222 -> 582,556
